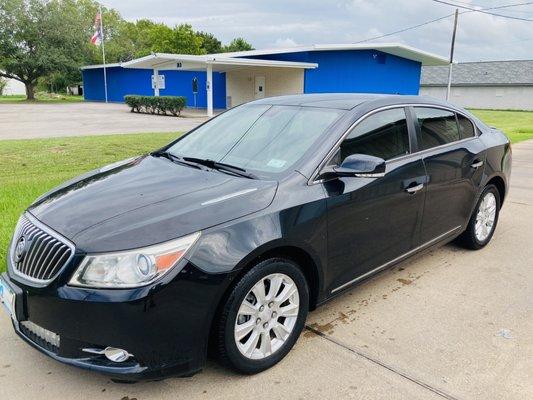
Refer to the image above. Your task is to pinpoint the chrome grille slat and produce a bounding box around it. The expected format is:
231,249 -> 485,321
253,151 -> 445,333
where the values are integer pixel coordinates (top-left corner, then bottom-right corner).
22,232 -> 47,275
45,249 -> 70,280
37,242 -> 63,280
33,237 -> 55,279
10,214 -> 75,285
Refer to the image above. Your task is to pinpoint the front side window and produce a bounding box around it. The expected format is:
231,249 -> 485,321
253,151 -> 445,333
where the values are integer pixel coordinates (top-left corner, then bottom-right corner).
414,107 -> 460,150
339,108 -> 410,162
457,114 -> 476,139
167,104 -> 344,176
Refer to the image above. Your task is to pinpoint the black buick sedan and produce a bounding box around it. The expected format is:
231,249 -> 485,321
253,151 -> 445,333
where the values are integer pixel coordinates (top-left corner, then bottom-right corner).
1,94 -> 511,380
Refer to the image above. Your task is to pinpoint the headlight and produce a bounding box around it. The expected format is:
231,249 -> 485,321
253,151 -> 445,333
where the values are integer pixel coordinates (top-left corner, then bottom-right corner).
69,232 -> 201,288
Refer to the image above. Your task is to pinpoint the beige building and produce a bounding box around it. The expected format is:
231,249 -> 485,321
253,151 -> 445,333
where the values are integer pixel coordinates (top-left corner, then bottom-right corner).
420,60 -> 533,111
121,54 -> 317,116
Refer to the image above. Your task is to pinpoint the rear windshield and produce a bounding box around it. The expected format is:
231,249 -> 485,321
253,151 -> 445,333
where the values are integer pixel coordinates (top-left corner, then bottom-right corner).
167,104 -> 344,176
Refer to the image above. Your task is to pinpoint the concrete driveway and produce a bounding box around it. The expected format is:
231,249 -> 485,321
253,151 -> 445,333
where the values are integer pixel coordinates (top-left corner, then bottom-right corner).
0,102 -> 209,140
1,141 -> 531,400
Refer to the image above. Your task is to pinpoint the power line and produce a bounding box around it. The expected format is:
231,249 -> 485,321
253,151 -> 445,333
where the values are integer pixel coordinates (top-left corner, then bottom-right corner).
353,1 -> 533,44
353,13 -> 455,43
431,0 -> 533,21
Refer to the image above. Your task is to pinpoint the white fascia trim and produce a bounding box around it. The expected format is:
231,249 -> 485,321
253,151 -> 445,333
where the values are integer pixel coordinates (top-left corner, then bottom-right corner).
207,57 -> 318,69
214,43 -> 448,66
80,62 -> 122,70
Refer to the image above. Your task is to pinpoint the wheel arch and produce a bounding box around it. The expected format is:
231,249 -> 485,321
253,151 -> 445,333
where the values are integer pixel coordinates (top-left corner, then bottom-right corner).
207,241 -> 323,357
486,175 -> 506,206
231,241 -> 324,311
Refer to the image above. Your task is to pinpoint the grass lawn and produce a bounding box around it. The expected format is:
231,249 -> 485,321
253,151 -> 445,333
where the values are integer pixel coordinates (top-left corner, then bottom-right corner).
470,109 -> 533,143
0,94 -> 84,103
0,132 -> 180,273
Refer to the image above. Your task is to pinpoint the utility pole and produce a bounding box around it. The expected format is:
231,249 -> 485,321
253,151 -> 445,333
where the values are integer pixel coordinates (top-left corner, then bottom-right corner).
446,8 -> 459,101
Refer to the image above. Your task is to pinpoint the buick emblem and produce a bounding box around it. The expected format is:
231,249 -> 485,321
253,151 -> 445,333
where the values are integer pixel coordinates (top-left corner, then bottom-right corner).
14,236 -> 27,263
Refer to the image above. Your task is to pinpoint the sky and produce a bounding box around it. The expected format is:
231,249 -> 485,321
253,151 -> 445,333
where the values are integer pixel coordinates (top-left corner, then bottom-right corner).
102,0 -> 533,62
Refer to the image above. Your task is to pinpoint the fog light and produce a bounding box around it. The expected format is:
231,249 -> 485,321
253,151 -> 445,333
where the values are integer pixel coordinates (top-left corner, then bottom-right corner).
82,346 -> 133,363
104,347 -> 132,363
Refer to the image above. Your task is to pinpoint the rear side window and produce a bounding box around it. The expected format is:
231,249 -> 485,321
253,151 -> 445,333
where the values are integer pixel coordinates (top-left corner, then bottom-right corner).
340,108 -> 410,161
457,114 -> 476,138
414,107 -> 460,150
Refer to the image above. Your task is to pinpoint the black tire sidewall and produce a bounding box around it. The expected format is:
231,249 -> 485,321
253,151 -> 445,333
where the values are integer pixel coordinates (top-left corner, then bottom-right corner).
219,258 -> 309,374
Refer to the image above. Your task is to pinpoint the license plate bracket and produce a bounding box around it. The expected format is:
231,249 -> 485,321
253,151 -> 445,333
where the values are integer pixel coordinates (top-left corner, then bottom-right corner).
0,274 -> 25,323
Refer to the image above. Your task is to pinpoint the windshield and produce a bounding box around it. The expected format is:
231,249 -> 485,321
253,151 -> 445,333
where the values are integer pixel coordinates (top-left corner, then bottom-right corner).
166,104 -> 345,176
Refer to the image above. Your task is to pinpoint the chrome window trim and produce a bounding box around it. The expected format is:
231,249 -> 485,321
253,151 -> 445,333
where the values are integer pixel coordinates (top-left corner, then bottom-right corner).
9,212 -> 76,286
308,103 -> 479,185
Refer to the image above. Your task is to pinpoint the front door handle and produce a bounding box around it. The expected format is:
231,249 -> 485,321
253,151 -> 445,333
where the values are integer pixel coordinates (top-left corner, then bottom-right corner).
405,183 -> 424,194
471,160 -> 484,169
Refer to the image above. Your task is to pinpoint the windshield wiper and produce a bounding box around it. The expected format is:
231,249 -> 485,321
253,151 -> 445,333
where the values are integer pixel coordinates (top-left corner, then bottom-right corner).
151,150 -> 203,169
182,157 -> 258,179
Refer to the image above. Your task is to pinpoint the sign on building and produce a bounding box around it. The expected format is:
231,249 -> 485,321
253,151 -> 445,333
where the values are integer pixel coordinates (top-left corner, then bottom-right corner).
151,74 -> 166,90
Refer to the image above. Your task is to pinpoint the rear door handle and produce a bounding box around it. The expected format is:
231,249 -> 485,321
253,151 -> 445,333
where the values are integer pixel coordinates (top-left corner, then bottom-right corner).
471,160 -> 484,169
405,183 -> 424,194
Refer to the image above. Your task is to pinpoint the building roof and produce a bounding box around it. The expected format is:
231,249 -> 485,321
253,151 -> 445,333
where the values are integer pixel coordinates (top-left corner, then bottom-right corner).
421,60 -> 533,87
81,43 -> 448,70
215,43 -> 448,66
119,53 -> 318,71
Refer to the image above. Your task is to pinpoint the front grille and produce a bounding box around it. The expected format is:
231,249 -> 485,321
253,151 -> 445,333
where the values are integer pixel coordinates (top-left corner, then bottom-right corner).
20,320 -> 60,353
10,214 -> 74,284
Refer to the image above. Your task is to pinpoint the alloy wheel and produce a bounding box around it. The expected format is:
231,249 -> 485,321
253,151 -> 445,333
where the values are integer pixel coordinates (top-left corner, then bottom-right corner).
234,273 -> 300,360
475,192 -> 497,242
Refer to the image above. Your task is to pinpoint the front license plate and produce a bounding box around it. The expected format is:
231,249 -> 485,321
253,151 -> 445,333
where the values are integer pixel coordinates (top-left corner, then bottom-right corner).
0,277 -> 16,321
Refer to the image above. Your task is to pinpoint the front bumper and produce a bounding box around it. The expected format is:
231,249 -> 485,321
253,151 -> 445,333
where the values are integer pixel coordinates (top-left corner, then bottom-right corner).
2,259 -> 233,381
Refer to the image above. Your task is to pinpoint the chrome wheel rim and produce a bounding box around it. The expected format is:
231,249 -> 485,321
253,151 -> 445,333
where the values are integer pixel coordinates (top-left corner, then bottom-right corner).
475,192 -> 497,242
234,273 -> 300,360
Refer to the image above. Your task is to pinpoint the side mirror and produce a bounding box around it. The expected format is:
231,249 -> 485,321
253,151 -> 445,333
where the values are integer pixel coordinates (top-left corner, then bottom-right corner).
319,154 -> 386,179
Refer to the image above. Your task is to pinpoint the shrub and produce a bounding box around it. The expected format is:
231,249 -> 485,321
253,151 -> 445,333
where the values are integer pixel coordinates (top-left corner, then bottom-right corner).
124,95 -> 186,116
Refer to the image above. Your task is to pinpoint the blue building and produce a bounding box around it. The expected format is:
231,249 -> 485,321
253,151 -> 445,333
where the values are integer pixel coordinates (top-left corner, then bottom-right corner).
81,44 -> 447,116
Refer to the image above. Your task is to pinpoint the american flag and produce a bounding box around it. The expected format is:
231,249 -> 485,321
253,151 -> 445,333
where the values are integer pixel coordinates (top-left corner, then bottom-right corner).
90,11 -> 102,45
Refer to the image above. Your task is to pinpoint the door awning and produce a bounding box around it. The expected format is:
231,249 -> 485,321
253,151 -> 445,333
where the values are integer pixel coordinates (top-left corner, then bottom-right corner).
120,53 -> 318,72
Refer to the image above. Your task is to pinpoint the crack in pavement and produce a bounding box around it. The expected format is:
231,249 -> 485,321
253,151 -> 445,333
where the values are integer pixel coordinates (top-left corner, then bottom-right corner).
304,325 -> 462,400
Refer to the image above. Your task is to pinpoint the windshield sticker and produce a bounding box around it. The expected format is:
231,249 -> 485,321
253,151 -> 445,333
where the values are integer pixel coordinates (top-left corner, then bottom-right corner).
267,159 -> 287,169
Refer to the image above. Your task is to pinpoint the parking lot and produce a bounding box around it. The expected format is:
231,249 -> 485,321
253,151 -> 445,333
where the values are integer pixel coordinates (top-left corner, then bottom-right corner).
0,102 -> 209,140
0,133 -> 531,399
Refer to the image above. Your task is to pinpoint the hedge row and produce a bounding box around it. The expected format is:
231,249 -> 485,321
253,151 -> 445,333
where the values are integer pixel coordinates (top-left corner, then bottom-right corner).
124,95 -> 186,116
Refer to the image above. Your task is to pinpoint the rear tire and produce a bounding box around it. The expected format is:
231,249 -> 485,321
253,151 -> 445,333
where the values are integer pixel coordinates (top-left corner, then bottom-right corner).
458,184 -> 500,250
215,258 -> 309,374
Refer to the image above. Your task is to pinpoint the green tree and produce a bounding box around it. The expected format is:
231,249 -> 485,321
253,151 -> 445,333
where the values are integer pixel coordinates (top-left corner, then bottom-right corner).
172,24 -> 205,55
197,31 -> 222,54
223,37 -> 254,52
0,0 -> 86,99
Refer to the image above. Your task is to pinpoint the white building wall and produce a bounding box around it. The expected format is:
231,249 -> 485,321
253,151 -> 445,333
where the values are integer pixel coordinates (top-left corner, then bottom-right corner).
420,86 -> 533,111
226,67 -> 304,108
2,77 -> 26,95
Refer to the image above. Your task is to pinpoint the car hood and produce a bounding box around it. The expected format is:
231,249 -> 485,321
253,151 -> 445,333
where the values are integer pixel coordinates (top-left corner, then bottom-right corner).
29,155 -> 277,252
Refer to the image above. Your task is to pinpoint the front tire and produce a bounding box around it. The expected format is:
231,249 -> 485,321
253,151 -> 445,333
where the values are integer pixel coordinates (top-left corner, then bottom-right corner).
215,258 -> 309,374
458,184 -> 500,250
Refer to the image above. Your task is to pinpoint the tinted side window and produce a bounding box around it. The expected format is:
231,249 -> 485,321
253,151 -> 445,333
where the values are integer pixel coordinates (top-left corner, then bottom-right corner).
414,107 -> 460,150
457,114 -> 476,138
340,108 -> 410,161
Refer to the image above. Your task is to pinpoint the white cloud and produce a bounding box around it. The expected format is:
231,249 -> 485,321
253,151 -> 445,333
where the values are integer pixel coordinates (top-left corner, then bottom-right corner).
272,38 -> 299,48
102,0 -> 533,61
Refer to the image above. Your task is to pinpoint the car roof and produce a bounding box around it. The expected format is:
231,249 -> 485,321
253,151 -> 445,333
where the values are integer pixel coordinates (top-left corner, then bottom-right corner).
250,93 -> 454,110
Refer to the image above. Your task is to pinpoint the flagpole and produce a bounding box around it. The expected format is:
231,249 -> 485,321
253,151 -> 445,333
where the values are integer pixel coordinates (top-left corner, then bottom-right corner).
99,4 -> 108,103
